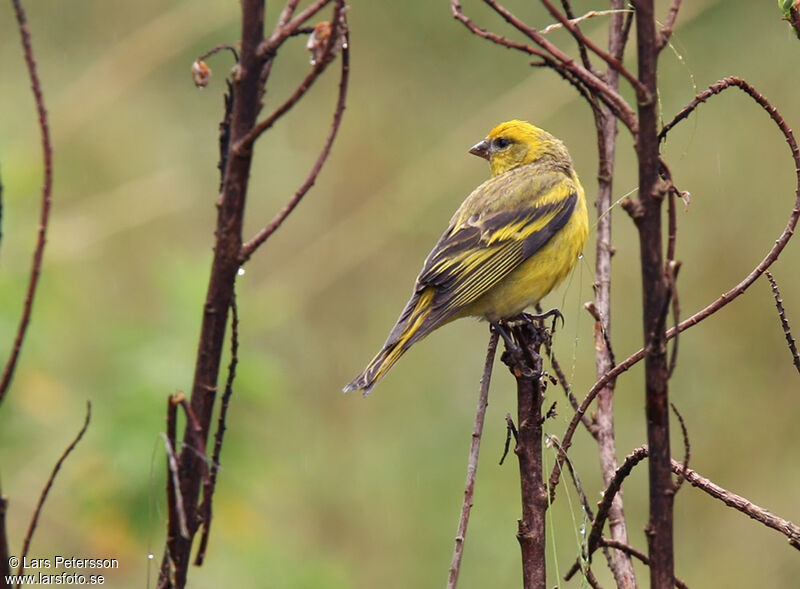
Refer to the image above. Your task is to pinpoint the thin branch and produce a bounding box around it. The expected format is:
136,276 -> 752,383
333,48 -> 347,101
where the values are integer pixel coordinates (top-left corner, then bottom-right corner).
669,403 -> 690,493
450,0 -> 639,134
240,25 -> 350,262
258,0 -> 332,58
1,0 -> 55,405
765,271 -> 800,376
197,44 -> 239,64
539,0 -> 647,98
678,460 -> 800,550
447,331 -> 499,589
555,0 -> 595,74
540,9 -> 633,35
658,0 -> 683,50
552,76 -> 800,498
538,303 -> 597,438
570,444 -> 800,580
16,402 -> 91,576
240,1 -> 345,151
164,397 -> 190,544
195,290 -> 240,566
598,539 -> 690,589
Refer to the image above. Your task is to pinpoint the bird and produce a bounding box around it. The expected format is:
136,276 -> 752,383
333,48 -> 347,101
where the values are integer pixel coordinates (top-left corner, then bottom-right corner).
344,120 -> 589,395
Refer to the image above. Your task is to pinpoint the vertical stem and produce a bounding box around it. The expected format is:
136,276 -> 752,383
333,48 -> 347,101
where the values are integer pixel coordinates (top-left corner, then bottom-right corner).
633,1 -> 674,586
159,1 -> 265,587
447,331 -> 498,589
505,324 -> 547,589
591,1 -> 636,586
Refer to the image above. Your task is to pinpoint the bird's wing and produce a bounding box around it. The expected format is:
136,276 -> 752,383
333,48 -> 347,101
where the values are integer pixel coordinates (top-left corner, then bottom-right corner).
401,168 -> 578,339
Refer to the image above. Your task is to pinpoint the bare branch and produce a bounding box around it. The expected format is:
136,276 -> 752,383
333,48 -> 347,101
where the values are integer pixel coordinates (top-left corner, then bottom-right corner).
669,402 -> 690,494
450,0 -> 639,134
237,1 -> 346,153
598,539 -> 690,589
678,460 -> 800,550
554,0 -> 595,74
164,397 -> 190,545
765,271 -> 800,376
540,0 -> 647,97
240,25 -> 350,262
447,331 -> 499,589
17,402 -> 91,577
196,290 -> 240,566
1,0 -> 55,405
658,0 -> 683,50
552,76 -> 800,499
540,9 -> 633,36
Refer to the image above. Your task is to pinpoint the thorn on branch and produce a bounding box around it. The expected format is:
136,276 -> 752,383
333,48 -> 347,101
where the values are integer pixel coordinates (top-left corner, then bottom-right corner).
1,0 -> 55,406
765,271 -> 800,376
500,413 -> 518,465
670,403 -> 690,494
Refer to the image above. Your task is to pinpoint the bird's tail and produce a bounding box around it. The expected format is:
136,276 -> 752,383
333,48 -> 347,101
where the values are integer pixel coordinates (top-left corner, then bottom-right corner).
343,287 -> 436,395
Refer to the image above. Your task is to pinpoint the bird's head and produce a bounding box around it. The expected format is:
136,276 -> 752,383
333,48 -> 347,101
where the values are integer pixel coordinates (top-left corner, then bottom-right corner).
469,120 -> 570,177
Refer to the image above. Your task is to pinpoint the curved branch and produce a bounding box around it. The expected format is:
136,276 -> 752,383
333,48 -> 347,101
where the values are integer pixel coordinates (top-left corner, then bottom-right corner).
240,27 -> 350,263
17,402 -> 91,577
550,77 -> 800,496
1,0 -> 55,405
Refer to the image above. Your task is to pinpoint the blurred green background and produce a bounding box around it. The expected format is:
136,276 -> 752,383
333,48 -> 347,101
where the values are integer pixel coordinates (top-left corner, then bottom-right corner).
1,1 -> 799,587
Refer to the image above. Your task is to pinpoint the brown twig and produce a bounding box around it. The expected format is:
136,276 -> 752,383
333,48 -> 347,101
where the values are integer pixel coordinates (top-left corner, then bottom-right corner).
0,0 -> 54,406
258,0 -> 333,58
555,0 -> 595,74
585,3 -> 637,583
498,319 -> 549,588
159,2 -> 266,584
197,44 -> 239,64
551,74 -> 800,518
164,396 -> 190,547
447,331 -> 499,589
540,0 -> 648,98
538,303 -> 597,438
238,1 -> 345,152
669,403 -> 690,493
569,444 -> 800,581
658,0 -> 683,49
598,539 -> 690,589
16,402 -> 91,577
765,271 -> 800,376
240,26 -> 350,262
450,0 -> 639,134
196,291 -> 240,566
631,2 -> 676,583
678,461 -> 800,550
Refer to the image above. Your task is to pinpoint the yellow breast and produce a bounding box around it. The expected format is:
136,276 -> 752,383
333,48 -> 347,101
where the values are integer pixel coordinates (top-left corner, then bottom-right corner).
460,180 -> 588,322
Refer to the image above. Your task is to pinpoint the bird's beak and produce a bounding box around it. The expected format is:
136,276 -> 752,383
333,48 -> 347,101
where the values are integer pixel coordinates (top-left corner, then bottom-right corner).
469,139 -> 490,160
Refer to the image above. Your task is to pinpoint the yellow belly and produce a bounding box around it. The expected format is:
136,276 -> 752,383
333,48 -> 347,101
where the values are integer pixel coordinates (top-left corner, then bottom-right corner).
459,197 -> 588,322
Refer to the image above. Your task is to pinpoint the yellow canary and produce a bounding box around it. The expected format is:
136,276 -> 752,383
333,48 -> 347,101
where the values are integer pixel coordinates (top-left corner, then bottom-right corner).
344,120 -> 588,395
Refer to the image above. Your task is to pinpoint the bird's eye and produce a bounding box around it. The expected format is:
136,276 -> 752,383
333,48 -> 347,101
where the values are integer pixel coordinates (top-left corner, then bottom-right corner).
493,137 -> 511,149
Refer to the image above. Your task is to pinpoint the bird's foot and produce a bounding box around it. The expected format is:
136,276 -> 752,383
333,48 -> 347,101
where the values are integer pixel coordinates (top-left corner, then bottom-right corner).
523,308 -> 564,332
